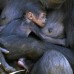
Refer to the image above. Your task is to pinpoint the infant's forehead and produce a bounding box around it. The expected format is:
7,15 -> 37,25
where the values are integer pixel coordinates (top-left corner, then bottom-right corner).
39,12 -> 46,16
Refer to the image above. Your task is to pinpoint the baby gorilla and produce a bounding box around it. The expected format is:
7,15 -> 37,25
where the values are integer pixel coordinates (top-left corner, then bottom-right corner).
0,2 -> 46,73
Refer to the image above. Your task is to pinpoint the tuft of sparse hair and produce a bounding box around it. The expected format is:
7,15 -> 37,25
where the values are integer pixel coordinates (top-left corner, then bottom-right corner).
24,1 -> 46,17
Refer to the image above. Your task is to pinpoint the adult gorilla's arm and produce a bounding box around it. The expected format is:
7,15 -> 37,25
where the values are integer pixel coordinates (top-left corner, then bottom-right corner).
30,23 -> 65,46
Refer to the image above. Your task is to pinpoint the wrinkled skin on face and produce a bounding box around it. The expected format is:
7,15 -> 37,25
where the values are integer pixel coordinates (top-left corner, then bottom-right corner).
25,12 -> 46,28
33,12 -> 46,27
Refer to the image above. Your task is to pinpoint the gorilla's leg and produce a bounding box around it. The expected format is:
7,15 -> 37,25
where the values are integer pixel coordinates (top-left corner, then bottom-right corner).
0,35 -> 74,73
30,50 -> 73,74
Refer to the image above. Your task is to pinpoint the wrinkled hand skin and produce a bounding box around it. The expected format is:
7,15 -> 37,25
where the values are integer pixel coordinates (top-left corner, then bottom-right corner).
0,57 -> 33,74
0,61 -> 26,74
0,47 -> 16,73
0,50 -> 16,73
18,58 -> 29,73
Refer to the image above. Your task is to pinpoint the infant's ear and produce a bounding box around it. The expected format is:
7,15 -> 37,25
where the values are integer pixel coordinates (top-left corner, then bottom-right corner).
27,12 -> 33,20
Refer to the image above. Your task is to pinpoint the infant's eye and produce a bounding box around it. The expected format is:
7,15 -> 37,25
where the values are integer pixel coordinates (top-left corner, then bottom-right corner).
42,16 -> 46,19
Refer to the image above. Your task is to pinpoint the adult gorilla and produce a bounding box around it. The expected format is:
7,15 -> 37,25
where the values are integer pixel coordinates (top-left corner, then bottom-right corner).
39,0 -> 74,50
